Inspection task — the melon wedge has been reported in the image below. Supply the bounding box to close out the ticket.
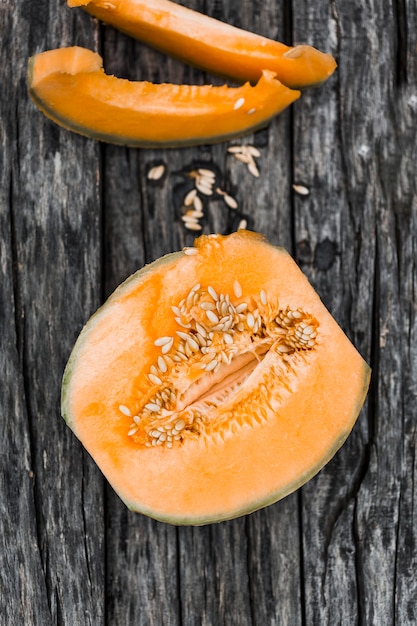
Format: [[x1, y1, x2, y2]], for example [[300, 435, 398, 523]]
[[68, 0, 337, 89], [61, 231, 370, 525], [27, 46, 300, 147]]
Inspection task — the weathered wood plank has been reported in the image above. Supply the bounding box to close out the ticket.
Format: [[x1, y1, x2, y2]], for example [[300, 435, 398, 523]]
[[1, 0, 416, 624], [293, 0, 417, 624], [1, 149, 52, 626], [1, 1, 106, 624], [291, 1, 369, 623], [177, 519, 253, 625]]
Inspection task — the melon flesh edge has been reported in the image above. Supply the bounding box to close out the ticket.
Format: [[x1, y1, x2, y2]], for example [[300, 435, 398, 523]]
[[68, 0, 337, 88], [28, 47, 300, 148], [61, 232, 370, 525]]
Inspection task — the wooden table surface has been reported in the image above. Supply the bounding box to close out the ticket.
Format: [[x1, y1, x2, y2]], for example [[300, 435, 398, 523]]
[[2, 1, 416, 624]]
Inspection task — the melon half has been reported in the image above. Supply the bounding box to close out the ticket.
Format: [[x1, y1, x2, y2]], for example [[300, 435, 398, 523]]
[[61, 231, 370, 525]]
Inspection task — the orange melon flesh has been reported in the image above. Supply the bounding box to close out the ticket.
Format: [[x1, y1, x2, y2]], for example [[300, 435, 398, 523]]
[[27, 47, 300, 148], [61, 231, 370, 525], [68, 0, 337, 89]]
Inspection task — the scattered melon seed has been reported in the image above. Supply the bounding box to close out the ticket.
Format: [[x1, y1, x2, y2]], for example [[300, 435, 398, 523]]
[[196, 182, 213, 196], [182, 213, 199, 224], [248, 161, 260, 178], [185, 222, 202, 231], [232, 152, 252, 165], [187, 168, 216, 197], [227, 145, 246, 154], [216, 187, 238, 209], [224, 194, 238, 209], [248, 146, 261, 158], [198, 168, 216, 179], [147, 163, 165, 181], [188, 209, 204, 219], [193, 195, 204, 212], [184, 189, 198, 206], [228, 145, 261, 178], [292, 184, 310, 196]]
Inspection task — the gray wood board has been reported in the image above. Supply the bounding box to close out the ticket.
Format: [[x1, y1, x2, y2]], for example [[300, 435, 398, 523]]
[[1, 0, 416, 624]]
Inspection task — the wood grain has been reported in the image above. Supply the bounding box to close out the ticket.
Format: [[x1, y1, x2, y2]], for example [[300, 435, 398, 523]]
[[1, 0, 416, 624]]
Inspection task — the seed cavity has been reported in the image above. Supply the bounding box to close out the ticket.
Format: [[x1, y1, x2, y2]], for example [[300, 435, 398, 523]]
[[123, 283, 319, 448]]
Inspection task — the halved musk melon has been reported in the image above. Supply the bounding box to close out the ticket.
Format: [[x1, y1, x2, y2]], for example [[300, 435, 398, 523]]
[[68, 0, 337, 89], [28, 47, 299, 147], [61, 231, 370, 525]]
